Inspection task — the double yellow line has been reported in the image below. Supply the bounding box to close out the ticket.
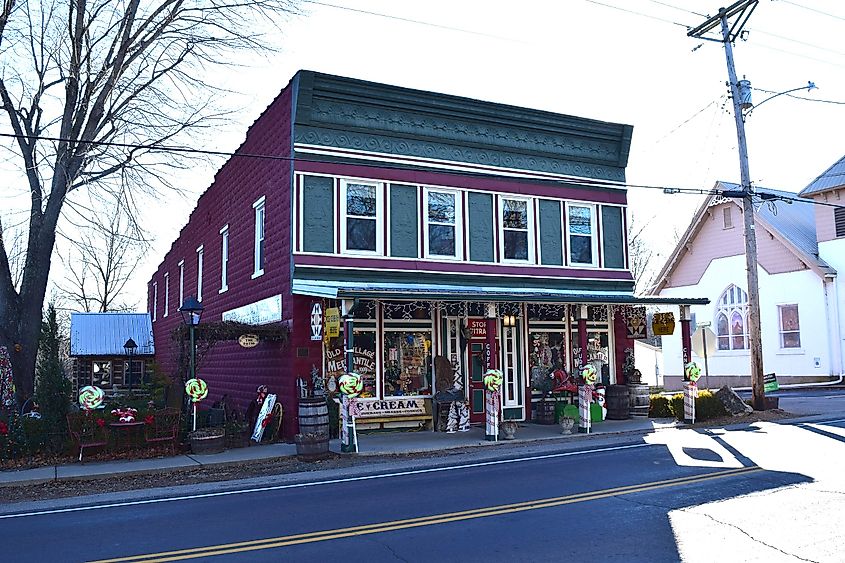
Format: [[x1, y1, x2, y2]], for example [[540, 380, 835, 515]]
[[92, 466, 760, 562]]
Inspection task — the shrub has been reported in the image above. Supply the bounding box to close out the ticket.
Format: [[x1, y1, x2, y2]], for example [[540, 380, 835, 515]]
[[649, 394, 673, 418], [35, 304, 72, 454], [666, 390, 728, 421]]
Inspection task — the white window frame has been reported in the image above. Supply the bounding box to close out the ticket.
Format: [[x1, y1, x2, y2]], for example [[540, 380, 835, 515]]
[[220, 224, 229, 293], [423, 187, 463, 260], [340, 179, 384, 256], [715, 284, 748, 351], [252, 196, 266, 278], [196, 245, 204, 302], [565, 202, 599, 267], [498, 196, 535, 264], [777, 304, 801, 349], [163, 272, 170, 317], [151, 282, 157, 322], [178, 260, 185, 309]]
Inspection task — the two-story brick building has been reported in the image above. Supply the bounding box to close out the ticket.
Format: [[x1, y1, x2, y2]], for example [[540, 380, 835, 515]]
[[149, 70, 705, 437]]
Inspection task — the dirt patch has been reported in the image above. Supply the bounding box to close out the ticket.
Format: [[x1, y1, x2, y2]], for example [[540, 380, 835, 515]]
[[685, 408, 796, 428]]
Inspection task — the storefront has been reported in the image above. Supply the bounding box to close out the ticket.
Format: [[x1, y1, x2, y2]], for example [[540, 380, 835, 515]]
[[311, 291, 706, 429]]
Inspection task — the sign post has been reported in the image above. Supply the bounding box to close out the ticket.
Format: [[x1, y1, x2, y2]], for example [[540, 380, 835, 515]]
[[692, 323, 717, 390]]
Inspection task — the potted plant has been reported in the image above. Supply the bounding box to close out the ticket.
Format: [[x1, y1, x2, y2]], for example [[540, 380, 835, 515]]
[[500, 419, 518, 440], [559, 416, 575, 435]]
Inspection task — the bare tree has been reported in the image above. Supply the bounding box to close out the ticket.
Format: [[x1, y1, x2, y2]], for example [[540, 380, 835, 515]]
[[59, 197, 145, 312], [628, 213, 656, 295], [0, 0, 298, 402]]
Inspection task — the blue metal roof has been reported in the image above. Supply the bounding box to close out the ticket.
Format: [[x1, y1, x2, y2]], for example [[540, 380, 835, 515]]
[[798, 154, 845, 198], [70, 313, 155, 357]]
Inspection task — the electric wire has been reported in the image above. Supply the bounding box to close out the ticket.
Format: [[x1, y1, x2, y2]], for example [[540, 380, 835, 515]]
[[754, 87, 845, 106], [776, 0, 845, 22], [581, 0, 692, 27], [1, 131, 842, 209]]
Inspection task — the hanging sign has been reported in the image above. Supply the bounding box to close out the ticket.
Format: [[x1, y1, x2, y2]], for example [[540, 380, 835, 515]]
[[652, 312, 676, 336], [238, 334, 259, 348], [325, 307, 340, 338], [626, 308, 648, 339], [468, 319, 487, 338], [310, 302, 323, 341]]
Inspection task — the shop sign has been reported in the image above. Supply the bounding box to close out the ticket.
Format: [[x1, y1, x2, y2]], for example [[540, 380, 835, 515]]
[[468, 319, 487, 338], [484, 342, 492, 370], [353, 346, 376, 374], [310, 302, 323, 341], [222, 294, 282, 325], [325, 307, 340, 338], [652, 312, 676, 336], [325, 347, 346, 378], [237, 334, 259, 348], [353, 398, 427, 418], [626, 310, 647, 340]]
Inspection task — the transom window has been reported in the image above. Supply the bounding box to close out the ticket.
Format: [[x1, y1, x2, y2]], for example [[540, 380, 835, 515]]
[[500, 197, 533, 262], [567, 203, 597, 266], [342, 181, 383, 254], [716, 284, 748, 350], [425, 189, 462, 259], [778, 304, 801, 348]]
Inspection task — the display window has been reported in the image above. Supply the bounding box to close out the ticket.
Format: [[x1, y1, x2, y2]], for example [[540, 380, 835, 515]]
[[383, 328, 433, 397], [352, 329, 378, 398]]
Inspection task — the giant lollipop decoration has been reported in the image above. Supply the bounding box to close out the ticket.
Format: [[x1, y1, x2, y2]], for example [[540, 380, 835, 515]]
[[483, 369, 503, 393], [185, 377, 208, 431], [78, 386, 104, 411], [684, 362, 701, 383], [338, 372, 363, 398], [581, 365, 598, 386]]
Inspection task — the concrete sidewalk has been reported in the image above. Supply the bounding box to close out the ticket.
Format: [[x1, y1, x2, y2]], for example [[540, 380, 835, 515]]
[[0, 416, 672, 487], [3, 386, 843, 488]]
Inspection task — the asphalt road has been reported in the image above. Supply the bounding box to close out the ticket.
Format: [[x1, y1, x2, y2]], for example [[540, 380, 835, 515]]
[[8, 417, 845, 562]]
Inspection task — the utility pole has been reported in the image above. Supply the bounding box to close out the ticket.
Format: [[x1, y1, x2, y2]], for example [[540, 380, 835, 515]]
[[688, 0, 766, 410]]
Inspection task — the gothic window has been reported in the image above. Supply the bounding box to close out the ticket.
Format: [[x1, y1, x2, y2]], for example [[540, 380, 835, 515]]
[[715, 284, 748, 350]]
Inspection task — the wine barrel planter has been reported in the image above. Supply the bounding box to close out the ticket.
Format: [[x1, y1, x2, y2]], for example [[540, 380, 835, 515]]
[[295, 432, 330, 459], [188, 427, 225, 455], [535, 400, 556, 424], [298, 397, 330, 436], [606, 384, 630, 420], [628, 384, 650, 418]]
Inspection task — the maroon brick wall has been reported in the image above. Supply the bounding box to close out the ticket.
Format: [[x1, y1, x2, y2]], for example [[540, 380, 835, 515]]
[[149, 80, 298, 435]]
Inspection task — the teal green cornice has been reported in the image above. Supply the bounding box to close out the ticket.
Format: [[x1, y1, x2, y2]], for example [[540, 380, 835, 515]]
[[293, 71, 633, 182]]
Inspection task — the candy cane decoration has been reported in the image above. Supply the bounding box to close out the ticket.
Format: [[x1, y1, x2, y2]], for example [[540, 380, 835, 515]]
[[78, 386, 104, 411], [185, 378, 208, 431]]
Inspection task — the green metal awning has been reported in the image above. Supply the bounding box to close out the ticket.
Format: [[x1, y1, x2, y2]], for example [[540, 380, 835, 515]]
[[292, 279, 709, 306]]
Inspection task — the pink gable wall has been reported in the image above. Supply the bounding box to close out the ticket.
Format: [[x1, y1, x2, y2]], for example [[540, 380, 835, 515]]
[[813, 188, 844, 243], [664, 202, 809, 288], [148, 82, 295, 423]]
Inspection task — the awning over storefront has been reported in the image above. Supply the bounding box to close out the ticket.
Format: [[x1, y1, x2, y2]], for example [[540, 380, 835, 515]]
[[292, 279, 708, 306]]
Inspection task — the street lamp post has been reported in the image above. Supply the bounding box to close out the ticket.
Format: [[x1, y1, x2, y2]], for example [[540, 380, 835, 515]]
[[179, 297, 204, 390], [123, 337, 137, 391]]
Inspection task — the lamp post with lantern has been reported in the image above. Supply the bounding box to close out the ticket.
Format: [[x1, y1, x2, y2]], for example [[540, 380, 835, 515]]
[[179, 297, 204, 386], [123, 337, 137, 391]]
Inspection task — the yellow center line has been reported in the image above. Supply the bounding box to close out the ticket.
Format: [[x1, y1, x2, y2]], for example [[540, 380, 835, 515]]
[[91, 466, 761, 563]]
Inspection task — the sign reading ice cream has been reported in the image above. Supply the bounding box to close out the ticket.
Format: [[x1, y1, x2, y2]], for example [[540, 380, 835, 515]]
[[353, 398, 427, 418]]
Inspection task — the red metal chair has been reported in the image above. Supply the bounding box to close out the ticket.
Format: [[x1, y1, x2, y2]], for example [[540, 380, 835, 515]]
[[66, 413, 109, 462], [143, 408, 181, 455]]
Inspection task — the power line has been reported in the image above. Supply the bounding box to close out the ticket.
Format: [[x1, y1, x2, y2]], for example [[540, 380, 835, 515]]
[[1, 130, 842, 209], [644, 0, 707, 18], [754, 87, 845, 106], [580, 0, 692, 27], [776, 0, 845, 22]]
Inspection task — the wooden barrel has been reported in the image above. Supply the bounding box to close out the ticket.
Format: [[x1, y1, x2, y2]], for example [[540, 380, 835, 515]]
[[535, 400, 556, 424], [606, 384, 630, 420], [628, 384, 650, 418], [298, 397, 329, 436], [295, 432, 329, 459]]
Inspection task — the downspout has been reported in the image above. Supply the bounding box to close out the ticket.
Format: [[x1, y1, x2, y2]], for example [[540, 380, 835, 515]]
[[826, 275, 845, 380]]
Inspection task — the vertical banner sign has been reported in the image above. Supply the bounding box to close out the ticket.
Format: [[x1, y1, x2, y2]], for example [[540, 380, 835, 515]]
[[684, 382, 697, 424], [578, 385, 592, 434], [485, 390, 500, 441], [310, 302, 323, 341]]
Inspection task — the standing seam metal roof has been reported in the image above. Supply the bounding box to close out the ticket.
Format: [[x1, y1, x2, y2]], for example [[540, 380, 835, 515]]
[[70, 313, 155, 357], [798, 154, 845, 197]]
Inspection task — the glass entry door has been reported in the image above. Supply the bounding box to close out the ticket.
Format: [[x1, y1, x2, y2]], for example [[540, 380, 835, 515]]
[[469, 342, 486, 423]]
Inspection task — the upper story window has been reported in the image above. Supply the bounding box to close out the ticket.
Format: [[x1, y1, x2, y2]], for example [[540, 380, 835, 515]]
[[342, 180, 383, 254], [253, 197, 265, 278], [196, 245, 204, 302], [716, 284, 748, 351], [151, 282, 157, 322], [220, 224, 229, 293], [425, 188, 462, 259], [163, 272, 170, 317], [500, 197, 533, 262], [567, 203, 597, 266], [178, 260, 185, 308], [778, 304, 801, 348], [835, 206, 845, 238]]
